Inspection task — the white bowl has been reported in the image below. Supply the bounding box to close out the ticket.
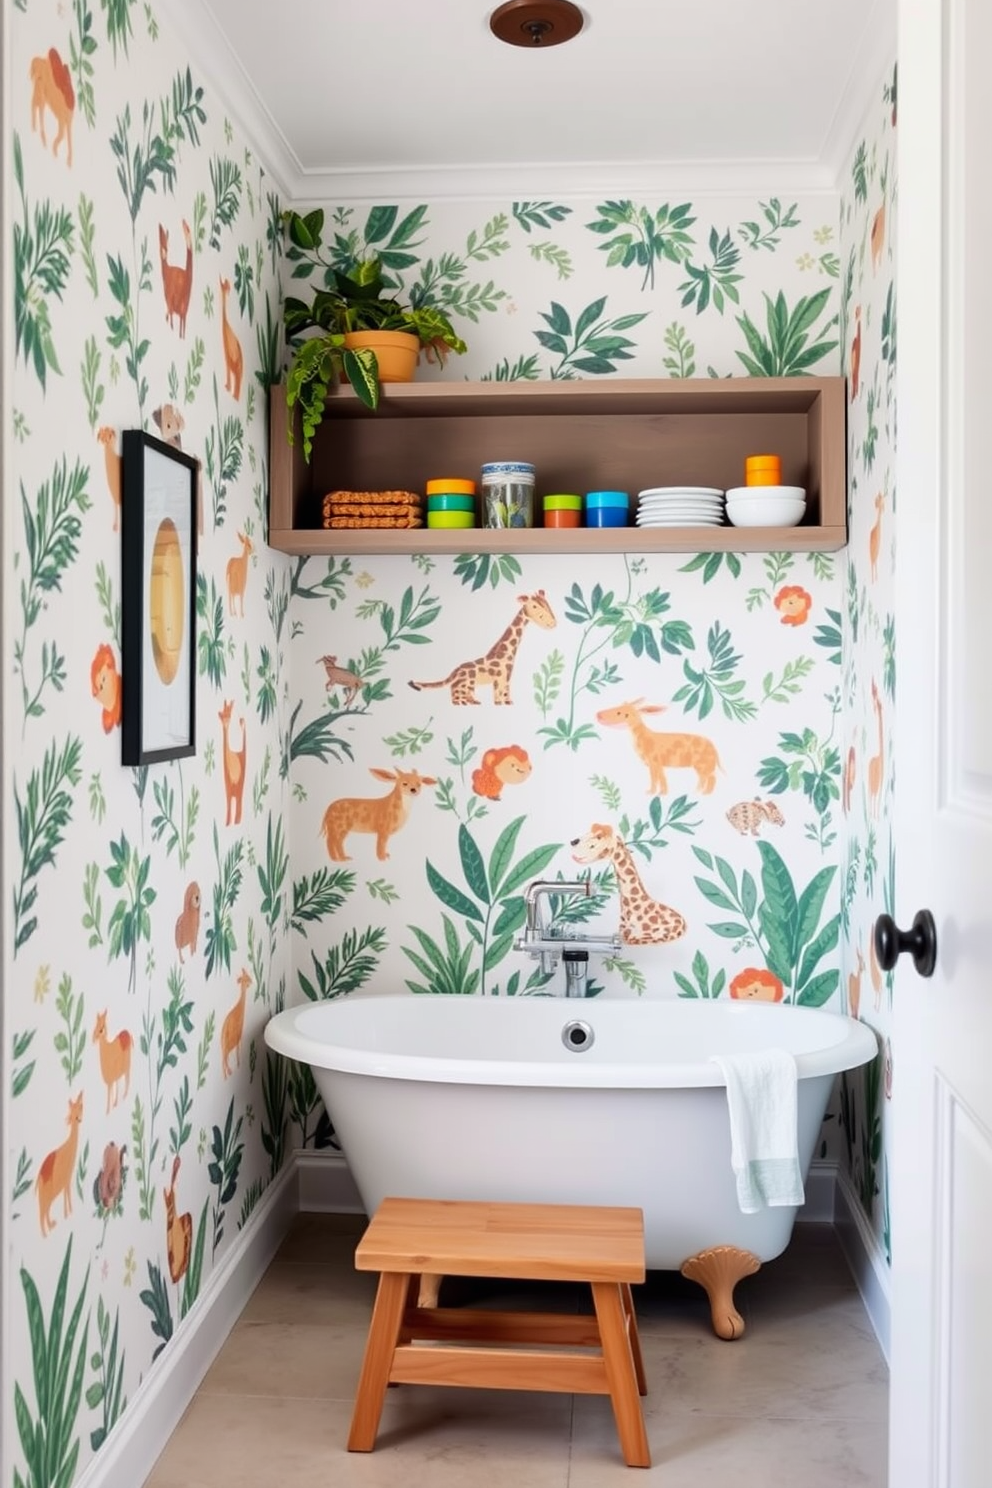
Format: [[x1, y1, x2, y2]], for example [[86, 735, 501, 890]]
[[726, 497, 805, 527], [724, 485, 806, 502]]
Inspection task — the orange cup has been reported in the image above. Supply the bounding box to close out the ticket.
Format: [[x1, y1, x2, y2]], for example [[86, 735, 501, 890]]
[[543, 508, 581, 528], [745, 454, 781, 486]]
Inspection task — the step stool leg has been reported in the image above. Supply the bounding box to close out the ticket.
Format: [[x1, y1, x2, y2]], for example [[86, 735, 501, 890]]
[[417, 1272, 442, 1309], [620, 1283, 647, 1397], [591, 1282, 651, 1469], [347, 1270, 410, 1452]]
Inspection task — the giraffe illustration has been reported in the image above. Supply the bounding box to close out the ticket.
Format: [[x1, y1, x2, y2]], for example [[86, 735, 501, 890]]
[[867, 681, 884, 817], [408, 590, 556, 704], [571, 823, 686, 946], [596, 699, 723, 795]]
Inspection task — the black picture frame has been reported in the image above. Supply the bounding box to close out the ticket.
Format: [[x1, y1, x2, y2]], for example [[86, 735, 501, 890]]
[[121, 430, 197, 766]]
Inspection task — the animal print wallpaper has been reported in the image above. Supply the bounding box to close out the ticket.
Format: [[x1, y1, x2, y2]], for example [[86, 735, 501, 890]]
[[283, 73, 897, 1269], [2, 0, 895, 1476], [3, 6, 291, 1485], [282, 207, 848, 1030], [835, 67, 898, 1265]]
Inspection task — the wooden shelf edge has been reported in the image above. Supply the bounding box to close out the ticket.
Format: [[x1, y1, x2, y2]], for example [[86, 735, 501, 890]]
[[266, 525, 848, 557]]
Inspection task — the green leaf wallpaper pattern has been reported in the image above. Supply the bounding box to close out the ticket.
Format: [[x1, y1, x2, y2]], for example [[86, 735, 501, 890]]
[[7, 6, 291, 1486]]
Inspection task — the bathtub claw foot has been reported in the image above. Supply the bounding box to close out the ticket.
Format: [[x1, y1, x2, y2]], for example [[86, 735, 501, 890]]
[[680, 1245, 761, 1340]]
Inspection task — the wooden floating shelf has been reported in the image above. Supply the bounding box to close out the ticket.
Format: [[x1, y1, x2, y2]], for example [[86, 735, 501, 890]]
[[266, 525, 846, 556], [268, 375, 847, 556]]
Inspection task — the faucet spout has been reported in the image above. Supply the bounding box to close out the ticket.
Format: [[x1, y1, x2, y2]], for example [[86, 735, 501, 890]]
[[524, 878, 591, 936], [516, 878, 618, 986]]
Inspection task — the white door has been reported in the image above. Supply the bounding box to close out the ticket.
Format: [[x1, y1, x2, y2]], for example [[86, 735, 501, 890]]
[[889, 0, 992, 1482]]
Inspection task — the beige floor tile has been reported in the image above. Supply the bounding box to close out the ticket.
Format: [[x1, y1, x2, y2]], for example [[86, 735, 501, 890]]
[[274, 1210, 367, 1264], [634, 1330, 888, 1422], [765, 1222, 858, 1284], [740, 1279, 880, 1349], [145, 1216, 889, 1488], [241, 1259, 378, 1325], [568, 1408, 888, 1487], [199, 1318, 368, 1401], [146, 1391, 571, 1488]]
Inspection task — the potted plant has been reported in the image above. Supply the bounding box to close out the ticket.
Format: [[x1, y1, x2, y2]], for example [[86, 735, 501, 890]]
[[282, 209, 467, 461]]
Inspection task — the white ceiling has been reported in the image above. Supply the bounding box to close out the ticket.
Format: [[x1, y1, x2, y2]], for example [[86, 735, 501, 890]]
[[179, 0, 894, 200]]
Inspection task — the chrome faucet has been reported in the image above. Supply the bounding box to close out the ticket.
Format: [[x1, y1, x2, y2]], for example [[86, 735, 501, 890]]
[[515, 878, 622, 985]]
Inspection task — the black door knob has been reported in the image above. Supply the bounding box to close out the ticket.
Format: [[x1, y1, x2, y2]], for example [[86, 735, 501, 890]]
[[873, 910, 938, 978]]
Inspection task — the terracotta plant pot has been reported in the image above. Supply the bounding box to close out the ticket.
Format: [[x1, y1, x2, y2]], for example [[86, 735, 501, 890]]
[[343, 330, 419, 384]]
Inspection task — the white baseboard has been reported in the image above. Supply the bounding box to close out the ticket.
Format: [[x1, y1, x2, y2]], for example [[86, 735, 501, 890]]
[[73, 1161, 298, 1488], [800, 1158, 839, 1222], [295, 1148, 365, 1212], [833, 1165, 892, 1363]]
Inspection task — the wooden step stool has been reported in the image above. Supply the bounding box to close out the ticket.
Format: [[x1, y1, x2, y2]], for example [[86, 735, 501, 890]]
[[347, 1196, 650, 1468]]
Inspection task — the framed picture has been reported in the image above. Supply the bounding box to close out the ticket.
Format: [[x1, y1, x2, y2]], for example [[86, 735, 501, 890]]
[[121, 430, 197, 765]]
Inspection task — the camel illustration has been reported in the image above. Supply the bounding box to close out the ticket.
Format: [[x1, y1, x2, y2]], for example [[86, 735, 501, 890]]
[[30, 47, 74, 167]]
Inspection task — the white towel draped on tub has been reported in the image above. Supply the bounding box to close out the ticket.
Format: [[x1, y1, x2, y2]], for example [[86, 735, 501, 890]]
[[710, 1049, 805, 1214]]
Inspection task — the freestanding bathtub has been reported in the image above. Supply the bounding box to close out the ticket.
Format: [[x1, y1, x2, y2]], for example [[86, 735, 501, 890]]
[[265, 994, 876, 1334]]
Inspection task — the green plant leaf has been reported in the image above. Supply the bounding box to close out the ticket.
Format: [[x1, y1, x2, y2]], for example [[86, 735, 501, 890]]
[[488, 817, 524, 894], [458, 824, 489, 905], [425, 860, 484, 921], [797, 971, 839, 1007]]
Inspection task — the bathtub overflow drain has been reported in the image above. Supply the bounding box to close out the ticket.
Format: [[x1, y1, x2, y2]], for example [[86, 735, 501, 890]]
[[562, 1019, 594, 1052]]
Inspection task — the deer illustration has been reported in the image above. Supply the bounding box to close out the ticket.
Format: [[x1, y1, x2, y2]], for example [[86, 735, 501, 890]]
[[221, 968, 251, 1078], [97, 426, 122, 531], [317, 655, 363, 707], [159, 220, 193, 337], [850, 305, 863, 400], [36, 1093, 83, 1237], [868, 491, 884, 581], [219, 277, 243, 400], [597, 699, 723, 796], [870, 200, 886, 272], [321, 768, 437, 862], [175, 881, 201, 962], [30, 47, 74, 167], [225, 531, 253, 617], [164, 1156, 193, 1284], [219, 700, 246, 826], [848, 947, 865, 1020], [571, 823, 686, 946], [92, 1011, 132, 1113], [868, 681, 884, 817], [409, 591, 556, 704]]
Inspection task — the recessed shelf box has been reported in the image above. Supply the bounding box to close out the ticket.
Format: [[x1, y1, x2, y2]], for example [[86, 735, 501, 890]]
[[268, 375, 847, 555]]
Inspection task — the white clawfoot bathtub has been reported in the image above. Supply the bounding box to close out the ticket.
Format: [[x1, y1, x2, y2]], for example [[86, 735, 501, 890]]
[[265, 994, 876, 1274]]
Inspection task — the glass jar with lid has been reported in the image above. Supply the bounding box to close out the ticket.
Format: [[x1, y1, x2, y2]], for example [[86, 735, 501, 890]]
[[481, 461, 535, 528]]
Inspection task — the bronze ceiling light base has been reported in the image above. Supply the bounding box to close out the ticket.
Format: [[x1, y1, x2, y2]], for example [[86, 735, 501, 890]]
[[489, 0, 585, 48]]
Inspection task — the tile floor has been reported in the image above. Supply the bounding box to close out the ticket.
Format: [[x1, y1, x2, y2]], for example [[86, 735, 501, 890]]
[[145, 1212, 888, 1487]]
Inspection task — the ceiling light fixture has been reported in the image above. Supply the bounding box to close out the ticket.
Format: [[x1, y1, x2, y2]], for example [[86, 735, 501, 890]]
[[489, 0, 584, 48]]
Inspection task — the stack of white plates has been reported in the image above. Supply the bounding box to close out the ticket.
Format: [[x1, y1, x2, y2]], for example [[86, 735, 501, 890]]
[[636, 486, 725, 527]]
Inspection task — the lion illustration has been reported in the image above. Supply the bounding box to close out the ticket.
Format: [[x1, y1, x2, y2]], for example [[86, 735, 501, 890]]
[[90, 645, 122, 732]]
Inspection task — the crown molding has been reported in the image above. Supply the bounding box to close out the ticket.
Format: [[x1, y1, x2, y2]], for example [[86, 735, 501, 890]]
[[290, 156, 839, 207], [164, 1, 867, 207], [819, 0, 897, 180], [165, 0, 300, 199]]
